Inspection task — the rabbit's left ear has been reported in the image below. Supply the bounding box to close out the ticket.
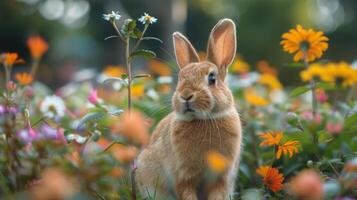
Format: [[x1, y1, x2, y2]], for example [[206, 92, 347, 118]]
[[206, 19, 236, 79]]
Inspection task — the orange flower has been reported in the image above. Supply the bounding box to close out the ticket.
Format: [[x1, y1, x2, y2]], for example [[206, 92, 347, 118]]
[[131, 84, 145, 99], [256, 165, 271, 177], [103, 65, 126, 77], [288, 170, 324, 200], [27, 36, 49, 58], [259, 131, 283, 146], [206, 151, 230, 173], [230, 55, 250, 73], [257, 61, 278, 76], [263, 167, 284, 192], [1, 52, 24, 66], [148, 60, 172, 76], [244, 89, 269, 107], [111, 110, 150, 146], [15, 72, 33, 85], [276, 140, 300, 159], [110, 144, 138, 163], [281, 25, 328, 62]]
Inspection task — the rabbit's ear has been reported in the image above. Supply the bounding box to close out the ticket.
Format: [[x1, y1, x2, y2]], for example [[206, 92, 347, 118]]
[[173, 32, 200, 69], [206, 19, 236, 79]]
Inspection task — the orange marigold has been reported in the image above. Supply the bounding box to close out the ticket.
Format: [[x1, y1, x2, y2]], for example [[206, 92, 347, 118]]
[[15, 72, 33, 85], [281, 25, 328, 62], [264, 168, 284, 192], [27, 36, 49, 58]]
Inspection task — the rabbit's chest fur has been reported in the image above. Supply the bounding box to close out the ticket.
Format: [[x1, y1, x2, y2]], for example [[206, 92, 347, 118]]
[[169, 112, 242, 179]]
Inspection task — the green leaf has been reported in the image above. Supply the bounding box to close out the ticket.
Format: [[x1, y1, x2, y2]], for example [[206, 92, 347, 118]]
[[315, 82, 335, 90], [344, 113, 357, 128], [104, 35, 120, 40], [129, 50, 156, 60], [121, 19, 137, 36], [77, 112, 106, 130], [134, 74, 151, 79], [290, 86, 310, 97], [142, 37, 163, 43], [284, 63, 305, 68], [121, 73, 128, 79], [132, 28, 142, 38]]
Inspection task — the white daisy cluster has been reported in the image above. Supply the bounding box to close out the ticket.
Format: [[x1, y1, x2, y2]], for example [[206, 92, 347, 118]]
[[40, 95, 66, 119], [103, 11, 121, 22], [138, 13, 157, 24]]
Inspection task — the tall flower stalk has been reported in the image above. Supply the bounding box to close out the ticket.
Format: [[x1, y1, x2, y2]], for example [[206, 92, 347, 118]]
[[103, 11, 159, 113]]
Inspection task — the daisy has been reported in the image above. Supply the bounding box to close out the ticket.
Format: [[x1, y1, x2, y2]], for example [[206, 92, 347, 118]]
[[40, 95, 66, 119], [138, 13, 157, 24], [281, 25, 328, 62], [103, 11, 121, 22]]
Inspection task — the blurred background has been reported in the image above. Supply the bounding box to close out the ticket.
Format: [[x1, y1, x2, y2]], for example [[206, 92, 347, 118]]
[[1, 0, 357, 87]]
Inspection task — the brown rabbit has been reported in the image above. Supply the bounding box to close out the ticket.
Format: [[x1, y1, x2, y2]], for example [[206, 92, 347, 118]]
[[136, 19, 242, 200]]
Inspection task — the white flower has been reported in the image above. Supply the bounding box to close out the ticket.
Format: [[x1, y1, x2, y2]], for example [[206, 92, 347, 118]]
[[67, 134, 87, 144], [103, 11, 121, 22], [138, 13, 157, 24], [146, 88, 159, 100], [40, 95, 66, 119]]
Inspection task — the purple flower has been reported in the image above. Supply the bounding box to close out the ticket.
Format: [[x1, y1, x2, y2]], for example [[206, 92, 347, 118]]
[[17, 128, 38, 143]]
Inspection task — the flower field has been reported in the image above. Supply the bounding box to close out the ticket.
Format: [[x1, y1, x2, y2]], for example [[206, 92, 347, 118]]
[[1, 9, 357, 200]]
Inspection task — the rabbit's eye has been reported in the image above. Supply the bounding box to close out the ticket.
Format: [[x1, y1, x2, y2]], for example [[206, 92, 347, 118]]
[[208, 72, 216, 85]]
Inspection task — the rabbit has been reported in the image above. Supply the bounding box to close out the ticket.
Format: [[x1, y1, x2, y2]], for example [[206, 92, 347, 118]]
[[136, 18, 242, 200]]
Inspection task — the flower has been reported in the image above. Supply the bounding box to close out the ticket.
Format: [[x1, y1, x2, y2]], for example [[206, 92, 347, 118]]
[[103, 11, 121, 22], [325, 122, 343, 134], [206, 151, 230, 173], [17, 128, 38, 143], [257, 166, 284, 192], [15, 72, 33, 85], [276, 140, 300, 159], [315, 89, 328, 103], [323, 62, 357, 87], [281, 25, 328, 62], [259, 131, 283, 146], [131, 84, 145, 99], [1, 52, 24, 66], [288, 170, 324, 200], [111, 110, 149, 146], [257, 61, 278, 76], [27, 36, 49, 58], [138, 13, 157, 24], [103, 65, 126, 77], [6, 81, 17, 92], [40, 95, 66, 119], [244, 89, 269, 106], [300, 63, 324, 82], [258, 73, 282, 90], [230, 56, 250, 74], [110, 144, 138, 163], [87, 89, 99, 105], [259, 131, 301, 159], [148, 60, 172, 76]]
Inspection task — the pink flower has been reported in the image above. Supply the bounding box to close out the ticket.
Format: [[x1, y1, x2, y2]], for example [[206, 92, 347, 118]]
[[314, 113, 322, 124], [87, 89, 99, 105], [301, 111, 314, 121], [288, 170, 324, 200], [6, 81, 17, 92], [326, 122, 343, 134], [316, 89, 328, 103]]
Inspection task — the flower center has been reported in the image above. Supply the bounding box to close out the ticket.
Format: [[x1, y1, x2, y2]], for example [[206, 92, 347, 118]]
[[48, 105, 57, 114], [300, 40, 310, 52]]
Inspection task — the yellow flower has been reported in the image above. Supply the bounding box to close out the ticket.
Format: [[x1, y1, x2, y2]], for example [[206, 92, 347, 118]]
[[244, 89, 269, 107], [300, 63, 325, 82], [15, 72, 33, 85], [323, 62, 357, 87], [103, 65, 126, 77], [131, 84, 144, 99], [206, 151, 229, 173], [256, 165, 271, 177], [258, 74, 282, 90], [277, 141, 300, 159], [281, 25, 328, 62], [259, 131, 283, 146], [230, 55, 250, 73]]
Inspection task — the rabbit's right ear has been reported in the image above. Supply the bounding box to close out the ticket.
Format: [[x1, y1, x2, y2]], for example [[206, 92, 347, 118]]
[[173, 32, 200, 69]]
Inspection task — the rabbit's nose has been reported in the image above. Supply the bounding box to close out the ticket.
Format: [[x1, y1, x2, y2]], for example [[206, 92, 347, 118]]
[[180, 94, 194, 101]]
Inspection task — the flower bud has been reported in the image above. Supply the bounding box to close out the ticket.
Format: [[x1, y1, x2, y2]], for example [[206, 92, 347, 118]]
[[286, 112, 299, 126]]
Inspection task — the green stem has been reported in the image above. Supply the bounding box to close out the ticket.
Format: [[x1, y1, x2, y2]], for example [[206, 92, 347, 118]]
[[112, 22, 127, 44], [126, 37, 132, 113], [133, 24, 148, 51], [30, 58, 40, 77], [304, 58, 318, 116], [4, 65, 11, 86]]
